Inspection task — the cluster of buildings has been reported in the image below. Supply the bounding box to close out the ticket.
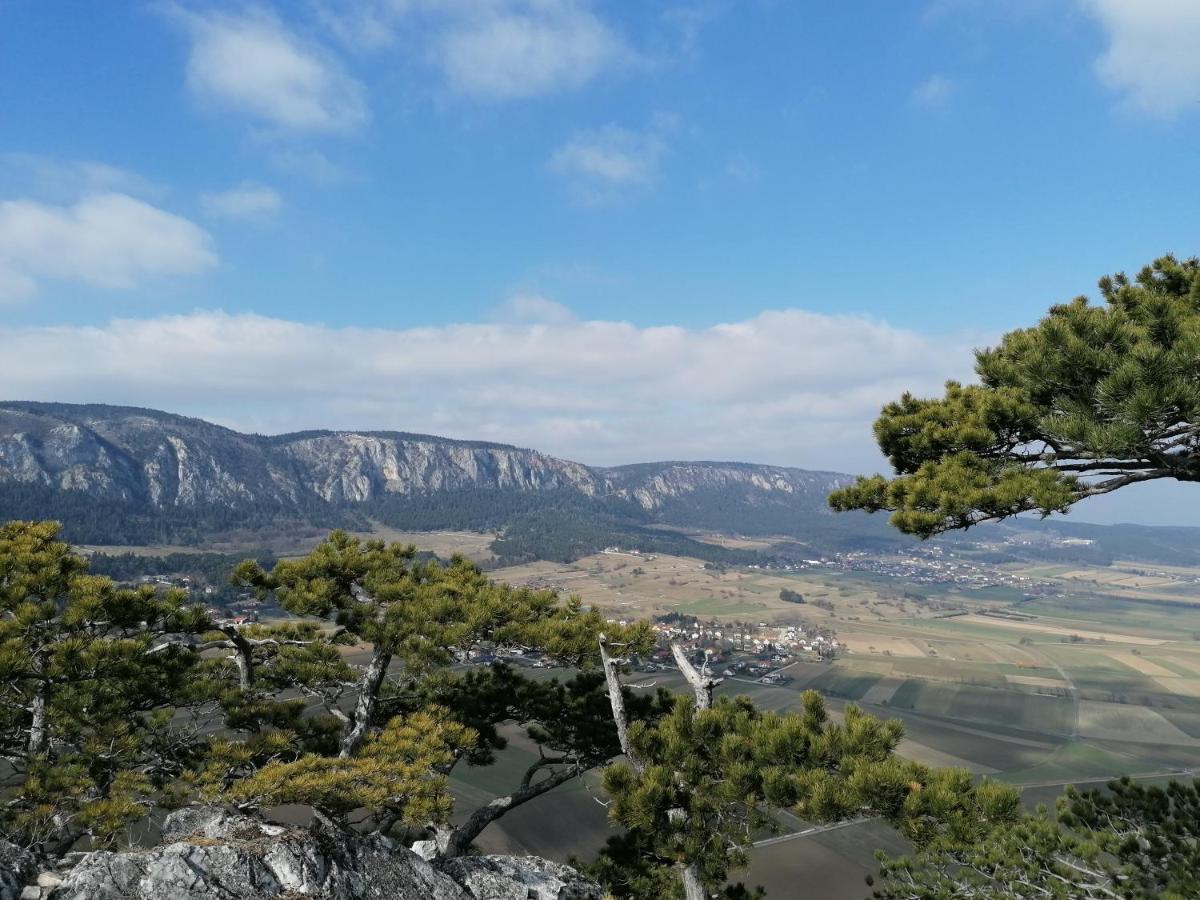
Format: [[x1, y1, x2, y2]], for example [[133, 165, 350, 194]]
[[834, 545, 1056, 594], [629, 616, 841, 685], [138, 573, 217, 595]]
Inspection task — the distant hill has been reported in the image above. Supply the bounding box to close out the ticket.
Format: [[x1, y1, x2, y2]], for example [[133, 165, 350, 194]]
[[2, 401, 1199, 566], [0, 401, 885, 554]]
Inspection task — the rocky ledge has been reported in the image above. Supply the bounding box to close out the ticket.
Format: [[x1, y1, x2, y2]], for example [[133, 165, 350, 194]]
[[2, 808, 600, 900]]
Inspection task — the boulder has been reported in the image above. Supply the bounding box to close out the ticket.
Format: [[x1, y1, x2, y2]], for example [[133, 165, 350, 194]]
[[46, 808, 601, 900], [443, 855, 604, 900], [0, 841, 35, 900]]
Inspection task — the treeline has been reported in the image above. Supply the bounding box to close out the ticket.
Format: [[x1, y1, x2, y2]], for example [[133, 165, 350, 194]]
[[489, 508, 764, 566], [86, 550, 278, 603], [0, 484, 359, 545]]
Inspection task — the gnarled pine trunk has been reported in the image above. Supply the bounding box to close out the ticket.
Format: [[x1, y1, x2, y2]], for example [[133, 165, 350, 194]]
[[339, 644, 391, 758]]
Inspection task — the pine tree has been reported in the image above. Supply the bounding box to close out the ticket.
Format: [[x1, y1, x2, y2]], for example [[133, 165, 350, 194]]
[[830, 255, 1200, 898], [592, 634, 1017, 899], [0, 521, 209, 857], [229, 530, 655, 857], [830, 254, 1200, 535], [871, 776, 1200, 899]]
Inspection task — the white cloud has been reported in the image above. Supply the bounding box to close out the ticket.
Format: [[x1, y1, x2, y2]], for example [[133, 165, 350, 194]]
[[169, 7, 367, 133], [549, 118, 672, 203], [1082, 0, 1200, 116], [0, 193, 216, 302], [910, 74, 956, 107], [0, 308, 980, 472], [201, 182, 283, 220], [438, 0, 628, 100], [321, 0, 630, 101]]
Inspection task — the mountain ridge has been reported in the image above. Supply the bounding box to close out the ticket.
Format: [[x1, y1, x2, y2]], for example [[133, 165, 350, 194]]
[[7, 402, 1199, 568], [0, 401, 854, 546]]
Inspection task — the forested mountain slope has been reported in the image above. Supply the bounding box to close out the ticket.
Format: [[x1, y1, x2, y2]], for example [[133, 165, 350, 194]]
[[0, 402, 863, 548]]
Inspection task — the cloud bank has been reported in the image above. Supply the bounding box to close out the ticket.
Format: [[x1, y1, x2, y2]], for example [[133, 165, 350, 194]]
[[0, 308, 981, 473], [0, 193, 216, 302]]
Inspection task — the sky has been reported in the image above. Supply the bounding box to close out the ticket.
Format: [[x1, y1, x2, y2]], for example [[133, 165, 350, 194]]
[[1, 0, 1199, 525]]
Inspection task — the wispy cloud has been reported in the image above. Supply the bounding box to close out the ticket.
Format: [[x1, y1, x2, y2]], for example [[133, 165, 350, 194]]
[[1081, 0, 1200, 117], [0, 154, 165, 203], [266, 147, 356, 186], [320, 0, 632, 101], [910, 74, 956, 107], [167, 6, 368, 133], [201, 181, 283, 221], [548, 116, 675, 204], [0, 193, 216, 302], [491, 294, 577, 324], [0, 307, 980, 472]]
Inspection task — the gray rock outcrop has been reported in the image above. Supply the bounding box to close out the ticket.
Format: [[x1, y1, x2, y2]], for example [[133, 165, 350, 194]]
[[0, 840, 35, 900], [38, 808, 600, 900], [443, 855, 602, 900]]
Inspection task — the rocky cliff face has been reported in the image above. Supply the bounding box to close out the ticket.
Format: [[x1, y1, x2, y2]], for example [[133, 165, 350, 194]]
[[602, 460, 848, 511], [0, 402, 846, 520], [7, 808, 600, 900]]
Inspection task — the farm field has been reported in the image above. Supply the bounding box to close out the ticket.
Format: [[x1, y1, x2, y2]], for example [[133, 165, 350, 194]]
[[355, 524, 498, 560], [1011, 560, 1200, 606], [449, 555, 1199, 894], [489, 544, 1200, 793], [80, 524, 499, 562], [492, 550, 982, 626], [454, 667, 1195, 898]]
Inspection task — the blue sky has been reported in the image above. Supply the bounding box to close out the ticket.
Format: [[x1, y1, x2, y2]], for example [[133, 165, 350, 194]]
[[2, 1, 1199, 524]]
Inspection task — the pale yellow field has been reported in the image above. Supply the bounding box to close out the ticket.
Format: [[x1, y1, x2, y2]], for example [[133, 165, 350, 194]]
[[1006, 674, 1069, 689], [955, 614, 1166, 646], [492, 552, 900, 624], [861, 676, 905, 705], [1013, 561, 1200, 605], [1112, 561, 1199, 575], [359, 525, 498, 559], [1103, 651, 1177, 678], [1058, 569, 1177, 589], [1155, 677, 1200, 697], [838, 633, 925, 657], [1077, 701, 1199, 746], [1160, 653, 1200, 676], [691, 533, 783, 551]]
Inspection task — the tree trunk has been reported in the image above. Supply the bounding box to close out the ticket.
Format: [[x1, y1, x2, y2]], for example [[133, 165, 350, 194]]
[[671, 642, 716, 711], [599, 634, 642, 772], [434, 763, 582, 858], [28, 677, 51, 756], [680, 864, 708, 900], [339, 644, 391, 758], [224, 627, 255, 691]]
